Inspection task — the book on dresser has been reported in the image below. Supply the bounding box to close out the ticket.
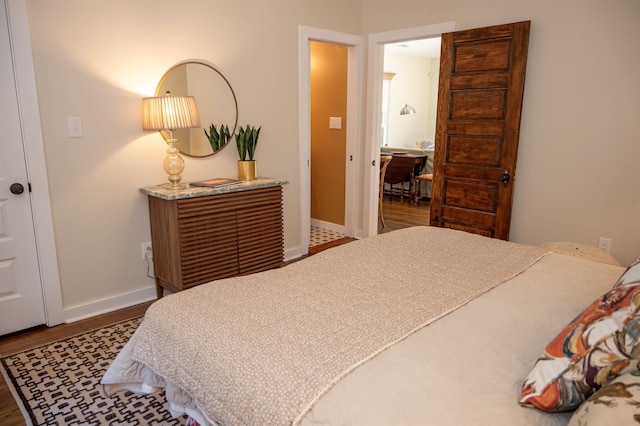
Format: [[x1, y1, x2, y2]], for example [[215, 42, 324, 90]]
[[190, 178, 241, 188]]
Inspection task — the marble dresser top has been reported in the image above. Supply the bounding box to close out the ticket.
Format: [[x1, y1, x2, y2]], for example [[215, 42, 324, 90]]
[[140, 177, 288, 200]]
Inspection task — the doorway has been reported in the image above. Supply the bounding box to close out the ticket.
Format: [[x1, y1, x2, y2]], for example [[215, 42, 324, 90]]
[[363, 22, 456, 237], [298, 26, 363, 257], [309, 41, 348, 243]]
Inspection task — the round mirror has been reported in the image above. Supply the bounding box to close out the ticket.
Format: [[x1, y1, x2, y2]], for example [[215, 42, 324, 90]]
[[156, 61, 238, 157]]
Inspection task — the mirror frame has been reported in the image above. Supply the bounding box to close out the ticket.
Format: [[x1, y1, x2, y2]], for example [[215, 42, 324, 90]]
[[155, 60, 238, 158]]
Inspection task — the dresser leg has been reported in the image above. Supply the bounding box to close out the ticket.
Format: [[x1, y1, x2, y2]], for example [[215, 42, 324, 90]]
[[155, 279, 164, 299]]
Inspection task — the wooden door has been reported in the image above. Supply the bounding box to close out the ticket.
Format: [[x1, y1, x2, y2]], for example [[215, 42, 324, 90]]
[[430, 21, 530, 239], [0, 3, 46, 335]]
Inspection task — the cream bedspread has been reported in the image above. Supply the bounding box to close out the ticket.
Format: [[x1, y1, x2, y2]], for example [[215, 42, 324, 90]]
[[301, 253, 623, 425], [103, 227, 548, 425]]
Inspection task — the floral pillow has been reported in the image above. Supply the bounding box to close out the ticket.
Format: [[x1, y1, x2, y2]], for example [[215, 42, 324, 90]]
[[613, 255, 640, 288], [568, 370, 640, 426], [519, 281, 640, 412]]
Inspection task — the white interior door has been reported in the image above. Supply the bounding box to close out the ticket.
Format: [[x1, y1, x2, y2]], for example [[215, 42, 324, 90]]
[[0, 2, 46, 335]]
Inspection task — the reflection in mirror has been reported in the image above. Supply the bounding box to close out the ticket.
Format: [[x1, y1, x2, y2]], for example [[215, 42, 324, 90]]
[[156, 61, 238, 157]]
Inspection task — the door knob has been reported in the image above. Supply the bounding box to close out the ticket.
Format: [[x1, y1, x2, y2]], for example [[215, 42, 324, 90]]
[[499, 171, 511, 184], [10, 183, 24, 194]]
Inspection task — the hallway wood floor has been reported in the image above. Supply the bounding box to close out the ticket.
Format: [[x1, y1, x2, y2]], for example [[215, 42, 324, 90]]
[[378, 195, 430, 234], [309, 196, 431, 254]]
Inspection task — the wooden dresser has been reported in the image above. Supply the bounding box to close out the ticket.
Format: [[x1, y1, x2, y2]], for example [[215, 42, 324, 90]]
[[140, 178, 286, 297]]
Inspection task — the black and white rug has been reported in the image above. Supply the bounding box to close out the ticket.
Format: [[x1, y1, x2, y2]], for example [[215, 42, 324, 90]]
[[0, 317, 185, 425], [309, 226, 346, 247]]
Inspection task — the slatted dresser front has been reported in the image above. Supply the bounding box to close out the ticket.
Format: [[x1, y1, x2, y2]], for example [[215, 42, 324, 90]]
[[141, 179, 286, 297]]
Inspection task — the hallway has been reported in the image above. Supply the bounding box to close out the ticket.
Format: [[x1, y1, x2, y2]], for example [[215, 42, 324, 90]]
[[309, 196, 430, 253]]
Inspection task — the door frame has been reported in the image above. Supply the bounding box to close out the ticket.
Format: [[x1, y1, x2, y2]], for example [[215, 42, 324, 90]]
[[298, 26, 363, 256], [6, 0, 63, 326], [362, 22, 456, 237]]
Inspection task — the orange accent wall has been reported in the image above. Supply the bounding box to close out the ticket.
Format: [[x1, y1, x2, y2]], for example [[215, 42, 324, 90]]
[[310, 41, 347, 225]]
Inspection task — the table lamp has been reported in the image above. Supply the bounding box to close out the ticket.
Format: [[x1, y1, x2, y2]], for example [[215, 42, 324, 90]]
[[142, 92, 201, 189]]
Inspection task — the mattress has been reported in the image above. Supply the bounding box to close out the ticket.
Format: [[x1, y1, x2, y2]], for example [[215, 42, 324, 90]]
[[102, 227, 624, 425]]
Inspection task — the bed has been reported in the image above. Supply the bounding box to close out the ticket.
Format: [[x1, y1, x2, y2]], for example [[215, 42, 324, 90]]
[[101, 226, 637, 425]]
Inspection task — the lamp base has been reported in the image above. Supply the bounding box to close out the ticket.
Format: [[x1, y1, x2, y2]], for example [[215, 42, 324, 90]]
[[162, 182, 186, 190], [164, 138, 186, 190]]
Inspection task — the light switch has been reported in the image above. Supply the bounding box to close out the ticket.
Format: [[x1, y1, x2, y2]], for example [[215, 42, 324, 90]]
[[67, 117, 83, 138], [329, 116, 342, 130]]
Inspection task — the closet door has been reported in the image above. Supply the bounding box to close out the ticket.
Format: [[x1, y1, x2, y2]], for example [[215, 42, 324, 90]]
[[430, 21, 530, 240], [0, 1, 47, 335]]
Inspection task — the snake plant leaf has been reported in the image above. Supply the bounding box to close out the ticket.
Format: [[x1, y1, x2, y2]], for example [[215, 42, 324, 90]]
[[235, 124, 260, 161], [205, 123, 230, 153], [247, 126, 261, 160]]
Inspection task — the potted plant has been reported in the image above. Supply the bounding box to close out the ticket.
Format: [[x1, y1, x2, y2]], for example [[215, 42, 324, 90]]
[[235, 125, 261, 180], [204, 123, 231, 154]]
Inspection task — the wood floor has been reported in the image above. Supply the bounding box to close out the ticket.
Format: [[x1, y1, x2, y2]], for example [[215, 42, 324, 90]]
[[308, 196, 430, 253], [0, 196, 428, 425], [0, 303, 153, 425], [378, 194, 430, 234]]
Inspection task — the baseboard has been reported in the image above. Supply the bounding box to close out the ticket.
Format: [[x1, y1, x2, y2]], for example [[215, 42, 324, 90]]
[[354, 229, 367, 240], [63, 286, 157, 323], [63, 244, 320, 323], [285, 246, 305, 262], [310, 218, 346, 235]]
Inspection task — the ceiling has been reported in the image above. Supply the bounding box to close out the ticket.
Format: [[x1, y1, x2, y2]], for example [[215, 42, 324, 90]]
[[385, 37, 442, 58]]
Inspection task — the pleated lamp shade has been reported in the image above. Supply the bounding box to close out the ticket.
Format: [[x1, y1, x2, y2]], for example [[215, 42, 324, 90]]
[[142, 95, 200, 131], [142, 93, 200, 190]]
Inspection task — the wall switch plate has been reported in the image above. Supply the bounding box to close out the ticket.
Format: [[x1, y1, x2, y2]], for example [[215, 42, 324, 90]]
[[598, 237, 612, 253], [329, 116, 342, 129], [67, 117, 83, 138]]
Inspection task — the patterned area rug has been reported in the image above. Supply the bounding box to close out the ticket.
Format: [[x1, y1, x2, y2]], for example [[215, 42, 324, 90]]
[[309, 226, 345, 247], [0, 317, 185, 425]]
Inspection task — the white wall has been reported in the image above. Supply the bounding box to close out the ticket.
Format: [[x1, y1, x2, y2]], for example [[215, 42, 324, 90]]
[[384, 51, 437, 148], [24, 0, 640, 318], [362, 0, 640, 265], [25, 0, 361, 315], [426, 57, 440, 141]]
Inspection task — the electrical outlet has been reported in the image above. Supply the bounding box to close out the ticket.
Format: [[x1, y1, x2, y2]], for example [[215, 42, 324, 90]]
[[598, 237, 612, 253], [141, 242, 153, 260]]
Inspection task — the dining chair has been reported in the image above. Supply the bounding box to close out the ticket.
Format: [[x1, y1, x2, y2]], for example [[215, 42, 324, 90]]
[[379, 156, 392, 227], [383, 155, 417, 203], [415, 173, 433, 206]]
